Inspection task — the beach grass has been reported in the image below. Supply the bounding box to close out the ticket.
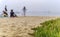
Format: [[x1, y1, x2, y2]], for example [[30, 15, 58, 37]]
[[31, 18, 60, 37]]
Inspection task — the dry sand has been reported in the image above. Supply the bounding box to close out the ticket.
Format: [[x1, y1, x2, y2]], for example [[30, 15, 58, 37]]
[[0, 16, 59, 37]]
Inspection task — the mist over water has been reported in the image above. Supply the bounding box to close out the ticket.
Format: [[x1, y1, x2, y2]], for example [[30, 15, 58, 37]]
[[0, 0, 60, 16]]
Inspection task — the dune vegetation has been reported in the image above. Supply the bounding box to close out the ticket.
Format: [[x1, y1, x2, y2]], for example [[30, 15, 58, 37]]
[[31, 18, 60, 37]]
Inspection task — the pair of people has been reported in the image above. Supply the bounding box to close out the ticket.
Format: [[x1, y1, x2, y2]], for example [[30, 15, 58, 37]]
[[3, 9, 17, 17]]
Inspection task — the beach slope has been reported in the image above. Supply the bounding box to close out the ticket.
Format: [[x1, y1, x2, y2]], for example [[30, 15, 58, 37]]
[[0, 16, 59, 37]]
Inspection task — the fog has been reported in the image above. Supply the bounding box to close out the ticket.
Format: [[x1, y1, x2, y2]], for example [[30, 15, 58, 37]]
[[0, 0, 60, 16]]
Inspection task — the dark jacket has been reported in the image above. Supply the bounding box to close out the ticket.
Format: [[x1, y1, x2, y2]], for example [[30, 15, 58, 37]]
[[10, 12, 15, 17]]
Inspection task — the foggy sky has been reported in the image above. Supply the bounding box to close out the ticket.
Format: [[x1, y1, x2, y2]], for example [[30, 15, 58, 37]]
[[0, 0, 60, 16]]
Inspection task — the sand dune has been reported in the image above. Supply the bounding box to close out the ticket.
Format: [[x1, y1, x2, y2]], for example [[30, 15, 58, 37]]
[[0, 16, 59, 37]]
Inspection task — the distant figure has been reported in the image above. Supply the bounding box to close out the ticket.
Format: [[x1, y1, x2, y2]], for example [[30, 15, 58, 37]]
[[3, 11, 8, 17], [23, 6, 26, 16], [5, 5, 7, 11], [10, 9, 17, 17], [2, 5, 8, 17]]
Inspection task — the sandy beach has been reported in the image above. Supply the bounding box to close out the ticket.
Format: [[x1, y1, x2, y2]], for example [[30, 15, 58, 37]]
[[0, 16, 59, 37]]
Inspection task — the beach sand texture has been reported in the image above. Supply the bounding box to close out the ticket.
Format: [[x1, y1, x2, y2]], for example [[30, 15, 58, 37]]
[[0, 16, 59, 37]]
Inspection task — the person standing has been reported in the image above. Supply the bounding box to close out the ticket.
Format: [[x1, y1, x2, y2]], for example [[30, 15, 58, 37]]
[[23, 6, 26, 16]]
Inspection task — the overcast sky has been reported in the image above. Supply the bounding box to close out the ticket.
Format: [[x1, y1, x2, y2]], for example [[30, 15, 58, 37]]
[[0, 0, 60, 16]]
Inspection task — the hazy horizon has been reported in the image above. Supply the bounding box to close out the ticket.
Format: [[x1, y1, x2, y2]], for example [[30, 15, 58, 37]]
[[0, 0, 60, 16]]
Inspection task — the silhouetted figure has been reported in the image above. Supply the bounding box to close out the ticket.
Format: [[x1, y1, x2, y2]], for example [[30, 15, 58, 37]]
[[10, 9, 17, 17], [3, 11, 8, 17], [23, 6, 26, 16], [5, 5, 7, 11], [2, 5, 8, 17]]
